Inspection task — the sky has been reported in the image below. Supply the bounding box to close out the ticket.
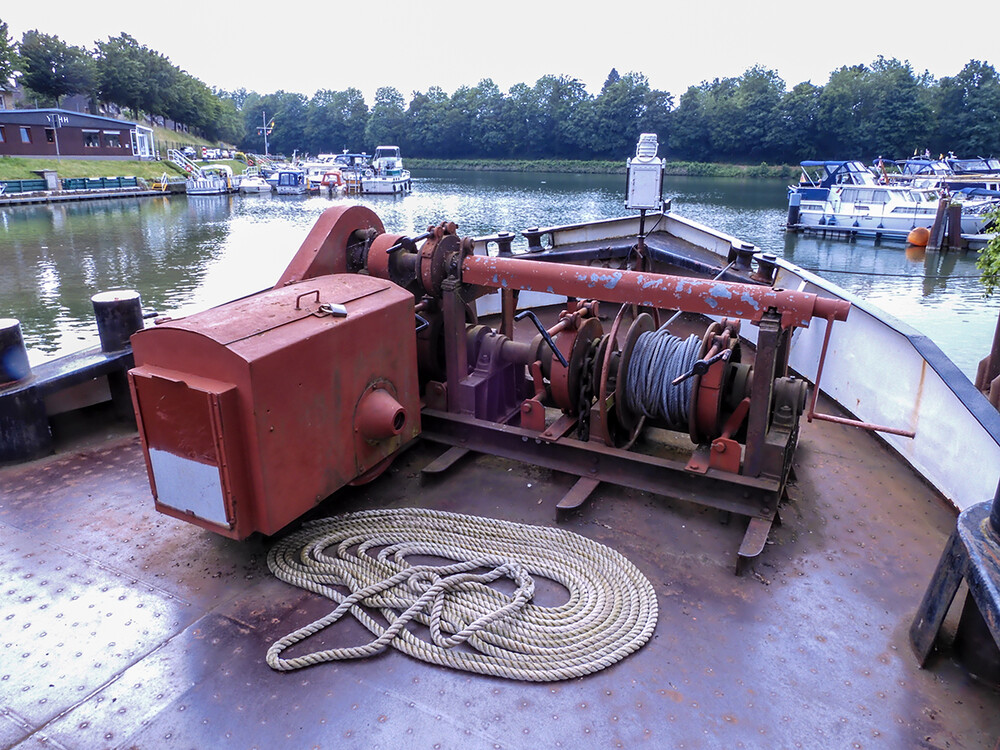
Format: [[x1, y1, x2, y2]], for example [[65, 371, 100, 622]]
[[3, 1, 1000, 104]]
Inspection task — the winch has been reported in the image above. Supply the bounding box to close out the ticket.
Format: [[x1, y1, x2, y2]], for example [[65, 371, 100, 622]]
[[129, 204, 850, 569]]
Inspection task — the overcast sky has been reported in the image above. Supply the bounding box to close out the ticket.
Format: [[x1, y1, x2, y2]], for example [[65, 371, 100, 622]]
[[4, 1, 999, 103]]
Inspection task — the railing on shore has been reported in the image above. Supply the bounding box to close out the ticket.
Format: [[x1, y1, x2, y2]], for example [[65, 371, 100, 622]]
[[0, 179, 48, 194], [61, 177, 139, 191]]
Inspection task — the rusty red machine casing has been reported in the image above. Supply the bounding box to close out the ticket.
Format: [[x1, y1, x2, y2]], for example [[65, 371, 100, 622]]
[[128, 274, 420, 539]]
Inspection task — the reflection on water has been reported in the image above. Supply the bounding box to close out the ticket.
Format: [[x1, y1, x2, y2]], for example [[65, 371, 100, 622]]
[[1, 172, 997, 380]]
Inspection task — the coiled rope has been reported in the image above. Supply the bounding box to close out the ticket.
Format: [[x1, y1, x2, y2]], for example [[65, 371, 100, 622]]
[[624, 331, 701, 429], [266, 507, 658, 681]]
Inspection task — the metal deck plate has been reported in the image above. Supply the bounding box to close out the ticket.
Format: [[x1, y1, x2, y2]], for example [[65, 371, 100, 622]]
[[1, 401, 997, 748]]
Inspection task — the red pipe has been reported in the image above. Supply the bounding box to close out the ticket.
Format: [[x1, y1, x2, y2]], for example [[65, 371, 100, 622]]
[[461, 255, 849, 329]]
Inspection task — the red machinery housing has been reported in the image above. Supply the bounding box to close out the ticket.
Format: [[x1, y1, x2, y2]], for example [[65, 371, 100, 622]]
[[129, 273, 419, 539]]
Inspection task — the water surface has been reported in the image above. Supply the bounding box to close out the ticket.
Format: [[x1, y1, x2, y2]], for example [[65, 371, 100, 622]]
[[1, 170, 996, 380]]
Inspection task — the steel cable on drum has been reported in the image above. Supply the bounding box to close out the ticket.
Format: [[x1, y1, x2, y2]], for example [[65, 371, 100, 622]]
[[623, 331, 702, 430], [265, 507, 659, 681]]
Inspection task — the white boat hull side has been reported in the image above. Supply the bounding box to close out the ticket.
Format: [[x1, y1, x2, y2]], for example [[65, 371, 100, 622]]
[[361, 170, 412, 195], [186, 177, 231, 195], [761, 262, 1000, 510], [796, 209, 986, 237]]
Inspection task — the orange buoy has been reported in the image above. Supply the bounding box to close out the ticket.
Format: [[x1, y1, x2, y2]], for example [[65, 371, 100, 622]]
[[907, 226, 930, 247]]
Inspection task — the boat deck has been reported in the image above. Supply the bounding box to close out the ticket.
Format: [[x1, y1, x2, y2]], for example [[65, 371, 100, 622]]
[[1, 396, 998, 749]]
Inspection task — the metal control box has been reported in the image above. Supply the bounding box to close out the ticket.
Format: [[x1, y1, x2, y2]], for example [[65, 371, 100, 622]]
[[129, 274, 420, 539]]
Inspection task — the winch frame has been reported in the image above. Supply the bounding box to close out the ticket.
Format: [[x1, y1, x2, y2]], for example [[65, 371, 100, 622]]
[[277, 206, 851, 570]]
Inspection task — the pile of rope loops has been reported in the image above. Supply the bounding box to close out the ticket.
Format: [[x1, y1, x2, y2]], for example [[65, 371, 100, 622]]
[[266, 508, 658, 682], [624, 331, 702, 429]]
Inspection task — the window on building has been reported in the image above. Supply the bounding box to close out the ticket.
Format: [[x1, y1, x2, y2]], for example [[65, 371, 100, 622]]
[[45, 128, 55, 143], [0, 126, 5, 143], [104, 131, 121, 148], [83, 130, 101, 148], [19, 126, 31, 143]]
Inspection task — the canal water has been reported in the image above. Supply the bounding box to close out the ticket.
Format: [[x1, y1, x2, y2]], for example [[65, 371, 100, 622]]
[[1, 170, 997, 381]]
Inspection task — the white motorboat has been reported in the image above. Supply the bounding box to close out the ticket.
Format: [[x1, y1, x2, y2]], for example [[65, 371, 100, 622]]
[[787, 160, 996, 240], [238, 168, 272, 194], [361, 145, 412, 195], [186, 165, 237, 196]]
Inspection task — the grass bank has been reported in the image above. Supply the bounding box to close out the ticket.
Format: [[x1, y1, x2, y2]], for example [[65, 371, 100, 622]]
[[406, 158, 798, 180], [0, 156, 187, 181], [0, 157, 251, 181]]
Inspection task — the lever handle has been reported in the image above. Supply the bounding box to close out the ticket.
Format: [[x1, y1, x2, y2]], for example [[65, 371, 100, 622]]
[[671, 348, 731, 386], [514, 310, 569, 368]]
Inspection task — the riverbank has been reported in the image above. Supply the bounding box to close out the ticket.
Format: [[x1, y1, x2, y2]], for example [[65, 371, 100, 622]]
[[406, 158, 799, 180], [0, 155, 798, 182]]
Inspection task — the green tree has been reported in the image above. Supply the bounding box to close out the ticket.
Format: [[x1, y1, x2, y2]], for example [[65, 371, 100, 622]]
[[590, 72, 653, 158], [365, 86, 406, 150], [771, 81, 822, 162], [18, 30, 95, 106], [669, 85, 712, 161], [94, 34, 146, 114], [815, 64, 872, 157], [407, 86, 451, 157], [815, 59, 933, 160], [934, 61, 1000, 156], [465, 79, 507, 157], [0, 19, 17, 84], [977, 208, 1000, 297], [637, 88, 674, 151], [527, 75, 592, 158], [862, 57, 933, 158], [699, 67, 785, 162], [305, 87, 369, 153]]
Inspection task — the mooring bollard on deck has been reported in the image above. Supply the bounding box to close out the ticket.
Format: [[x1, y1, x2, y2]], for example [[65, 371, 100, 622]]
[[92, 289, 145, 352], [0, 318, 32, 384], [1, 291, 147, 463], [0, 318, 53, 463], [91, 289, 145, 422]]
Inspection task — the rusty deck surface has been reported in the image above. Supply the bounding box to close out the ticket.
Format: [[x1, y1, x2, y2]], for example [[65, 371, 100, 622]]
[[1, 401, 998, 749]]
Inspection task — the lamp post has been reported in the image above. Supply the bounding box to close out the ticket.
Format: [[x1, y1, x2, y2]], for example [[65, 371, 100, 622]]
[[46, 114, 66, 163]]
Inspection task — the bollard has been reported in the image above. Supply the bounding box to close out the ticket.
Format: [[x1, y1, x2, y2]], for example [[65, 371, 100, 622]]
[[734, 243, 756, 273], [752, 253, 779, 285], [786, 192, 801, 228], [92, 290, 144, 352], [0, 319, 52, 462], [496, 231, 514, 257], [0, 318, 32, 384], [947, 204, 963, 251]]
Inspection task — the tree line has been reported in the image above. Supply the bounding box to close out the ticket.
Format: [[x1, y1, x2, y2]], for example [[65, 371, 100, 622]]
[[228, 59, 1000, 165], [0, 20, 240, 142], [2, 20, 998, 165]]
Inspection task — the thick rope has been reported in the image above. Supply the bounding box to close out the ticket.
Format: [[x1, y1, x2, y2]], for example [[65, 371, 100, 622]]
[[265, 507, 659, 681]]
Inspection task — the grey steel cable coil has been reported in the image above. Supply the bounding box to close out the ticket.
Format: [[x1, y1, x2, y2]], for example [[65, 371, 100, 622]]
[[624, 331, 701, 430]]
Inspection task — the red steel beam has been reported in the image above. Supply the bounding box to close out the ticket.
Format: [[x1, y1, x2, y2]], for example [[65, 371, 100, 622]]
[[461, 255, 849, 329]]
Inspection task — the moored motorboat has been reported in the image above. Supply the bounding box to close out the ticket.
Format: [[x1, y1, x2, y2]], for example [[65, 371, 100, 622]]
[[787, 159, 997, 242], [360, 145, 412, 194], [274, 168, 306, 195], [186, 164, 237, 195], [238, 168, 272, 194]]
